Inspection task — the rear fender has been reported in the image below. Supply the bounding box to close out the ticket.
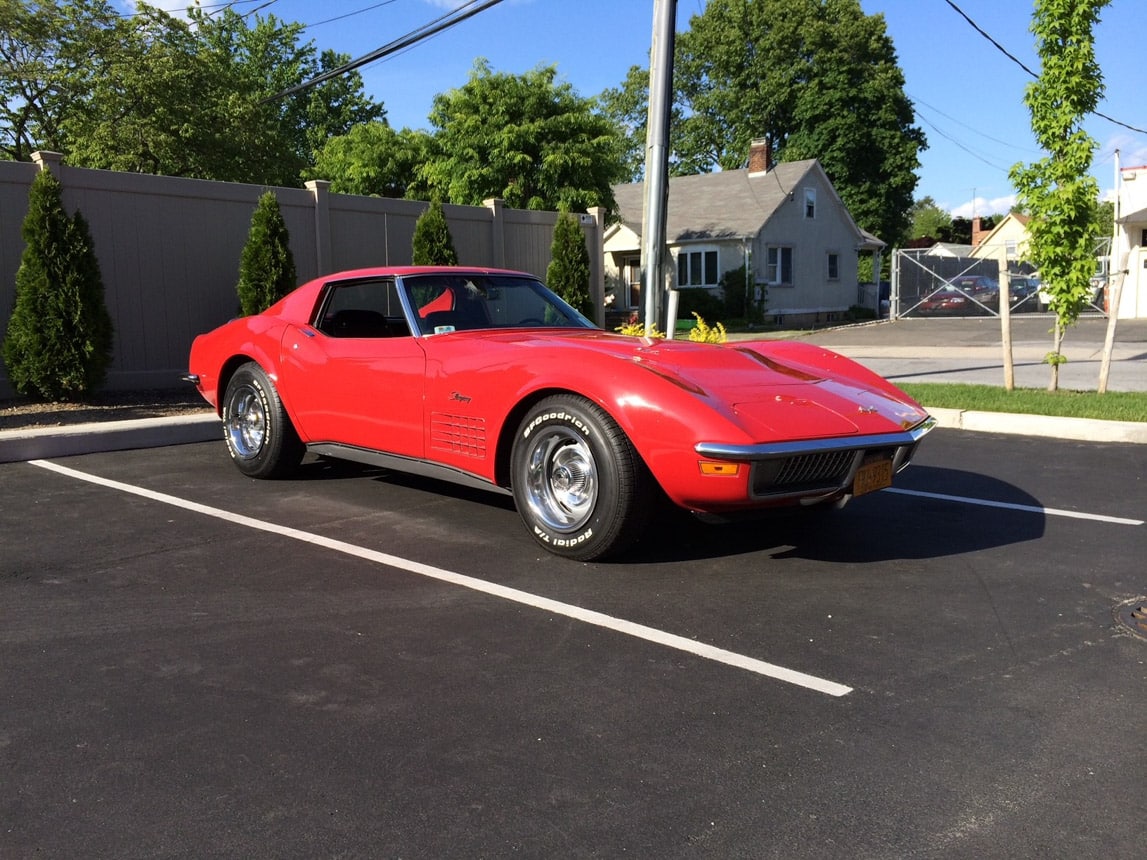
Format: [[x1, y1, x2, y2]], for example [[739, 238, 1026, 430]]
[[189, 317, 289, 416]]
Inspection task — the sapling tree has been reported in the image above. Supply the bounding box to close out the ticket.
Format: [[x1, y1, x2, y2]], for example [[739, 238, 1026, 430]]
[[1008, 0, 1108, 391]]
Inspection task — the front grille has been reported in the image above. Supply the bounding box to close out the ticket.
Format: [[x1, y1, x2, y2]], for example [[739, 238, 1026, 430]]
[[775, 450, 855, 486], [752, 450, 857, 497]]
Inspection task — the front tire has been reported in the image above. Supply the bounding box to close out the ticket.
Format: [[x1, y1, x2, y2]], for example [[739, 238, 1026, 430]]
[[222, 362, 304, 479], [511, 395, 652, 561]]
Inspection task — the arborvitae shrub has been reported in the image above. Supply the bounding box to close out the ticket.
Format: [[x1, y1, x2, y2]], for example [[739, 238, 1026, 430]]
[[2, 169, 113, 400], [237, 191, 297, 316], [411, 200, 458, 265], [546, 210, 593, 318]]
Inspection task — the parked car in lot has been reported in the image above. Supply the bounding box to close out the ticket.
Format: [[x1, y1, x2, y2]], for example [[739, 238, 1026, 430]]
[[186, 266, 934, 560], [916, 276, 999, 316], [1008, 277, 1042, 313]]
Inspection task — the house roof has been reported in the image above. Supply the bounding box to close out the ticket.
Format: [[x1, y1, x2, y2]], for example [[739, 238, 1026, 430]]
[[926, 242, 976, 257], [612, 159, 878, 248], [974, 211, 1030, 248]]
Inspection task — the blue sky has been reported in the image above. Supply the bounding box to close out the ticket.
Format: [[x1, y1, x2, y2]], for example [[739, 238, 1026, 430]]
[[138, 0, 1147, 221]]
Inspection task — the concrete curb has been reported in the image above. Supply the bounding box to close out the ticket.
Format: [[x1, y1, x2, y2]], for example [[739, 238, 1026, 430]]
[[925, 408, 1147, 443], [0, 413, 220, 464], [1, 406, 1144, 466]]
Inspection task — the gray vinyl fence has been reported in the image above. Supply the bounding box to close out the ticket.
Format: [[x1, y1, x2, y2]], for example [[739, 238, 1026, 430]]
[[0, 152, 605, 398]]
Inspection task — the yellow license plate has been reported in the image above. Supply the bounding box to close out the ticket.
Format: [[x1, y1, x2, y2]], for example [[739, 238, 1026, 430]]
[[853, 458, 893, 496]]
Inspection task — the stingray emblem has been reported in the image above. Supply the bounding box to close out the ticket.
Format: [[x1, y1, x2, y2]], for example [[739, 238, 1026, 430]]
[[450, 391, 472, 404]]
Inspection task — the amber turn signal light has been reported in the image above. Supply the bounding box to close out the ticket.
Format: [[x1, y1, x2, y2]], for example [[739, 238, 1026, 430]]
[[698, 461, 741, 477]]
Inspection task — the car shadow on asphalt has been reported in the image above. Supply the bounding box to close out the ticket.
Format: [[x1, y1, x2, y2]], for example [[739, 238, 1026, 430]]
[[280, 457, 1045, 565], [289, 454, 519, 510], [618, 466, 1046, 565]]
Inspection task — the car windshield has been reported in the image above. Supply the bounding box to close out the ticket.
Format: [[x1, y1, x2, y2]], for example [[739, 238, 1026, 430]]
[[401, 273, 595, 336]]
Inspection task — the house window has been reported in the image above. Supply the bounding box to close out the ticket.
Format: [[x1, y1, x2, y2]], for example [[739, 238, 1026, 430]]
[[677, 248, 719, 287], [804, 188, 816, 219], [827, 252, 839, 281], [766, 245, 793, 285], [1005, 239, 1017, 259]]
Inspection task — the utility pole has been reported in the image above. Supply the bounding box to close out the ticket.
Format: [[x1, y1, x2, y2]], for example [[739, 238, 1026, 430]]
[[1099, 149, 1124, 394], [641, 0, 676, 337]]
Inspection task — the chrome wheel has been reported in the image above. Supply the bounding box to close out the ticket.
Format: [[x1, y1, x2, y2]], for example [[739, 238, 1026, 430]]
[[511, 395, 651, 560], [522, 426, 599, 533], [226, 383, 266, 460], [220, 363, 303, 479]]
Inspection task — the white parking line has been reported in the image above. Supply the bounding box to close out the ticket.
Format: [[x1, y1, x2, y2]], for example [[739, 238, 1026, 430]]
[[883, 487, 1144, 525], [30, 459, 852, 698]]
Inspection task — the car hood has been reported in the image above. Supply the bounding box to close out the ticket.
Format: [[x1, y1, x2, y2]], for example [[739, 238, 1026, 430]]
[[459, 329, 929, 439]]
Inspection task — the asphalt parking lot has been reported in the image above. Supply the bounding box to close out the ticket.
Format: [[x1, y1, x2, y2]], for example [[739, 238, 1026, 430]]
[[2, 430, 1145, 858]]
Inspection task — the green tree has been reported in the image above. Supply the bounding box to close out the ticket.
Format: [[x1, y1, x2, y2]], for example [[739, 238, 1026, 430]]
[[907, 197, 952, 242], [599, 0, 925, 244], [1093, 199, 1114, 242], [187, 9, 383, 186], [63, 4, 214, 177], [0, 0, 125, 161], [2, 168, 113, 399], [420, 59, 626, 215], [237, 191, 296, 316], [306, 122, 433, 198], [546, 210, 593, 318], [596, 63, 686, 182], [1008, 0, 1108, 390], [411, 200, 458, 266], [1, 2, 383, 185]]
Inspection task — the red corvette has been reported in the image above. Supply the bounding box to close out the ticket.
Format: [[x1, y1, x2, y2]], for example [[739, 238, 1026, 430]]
[[186, 266, 934, 560]]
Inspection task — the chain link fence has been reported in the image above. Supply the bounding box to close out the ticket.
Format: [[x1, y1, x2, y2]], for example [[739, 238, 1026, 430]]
[[891, 245, 1109, 319]]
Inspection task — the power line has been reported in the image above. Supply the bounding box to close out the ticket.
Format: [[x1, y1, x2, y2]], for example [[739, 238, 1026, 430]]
[[117, 0, 271, 17], [264, 0, 505, 102], [942, 0, 1147, 135], [301, 1, 401, 32], [912, 105, 1012, 175], [909, 92, 1041, 156]]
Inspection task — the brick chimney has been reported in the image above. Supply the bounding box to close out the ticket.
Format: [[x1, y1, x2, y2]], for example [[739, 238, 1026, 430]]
[[748, 137, 772, 174], [971, 216, 988, 246]]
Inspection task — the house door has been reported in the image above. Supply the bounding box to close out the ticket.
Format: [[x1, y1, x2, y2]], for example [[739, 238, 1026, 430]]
[[624, 256, 641, 309]]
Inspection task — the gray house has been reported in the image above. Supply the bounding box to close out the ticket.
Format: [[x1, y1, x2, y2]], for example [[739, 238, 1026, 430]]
[[603, 139, 883, 326]]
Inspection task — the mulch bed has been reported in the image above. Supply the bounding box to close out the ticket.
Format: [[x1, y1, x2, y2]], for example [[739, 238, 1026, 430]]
[[0, 389, 214, 431]]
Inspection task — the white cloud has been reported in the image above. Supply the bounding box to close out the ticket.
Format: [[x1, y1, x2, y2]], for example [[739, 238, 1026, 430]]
[[950, 194, 1017, 220]]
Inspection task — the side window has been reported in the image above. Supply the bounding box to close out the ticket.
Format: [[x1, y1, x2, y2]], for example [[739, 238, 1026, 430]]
[[766, 246, 793, 286], [315, 280, 411, 338], [804, 188, 816, 219]]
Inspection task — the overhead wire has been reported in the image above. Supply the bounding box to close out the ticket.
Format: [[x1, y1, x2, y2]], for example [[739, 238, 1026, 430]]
[[942, 0, 1147, 136], [911, 105, 1013, 174], [264, 0, 505, 102], [300, 1, 402, 32]]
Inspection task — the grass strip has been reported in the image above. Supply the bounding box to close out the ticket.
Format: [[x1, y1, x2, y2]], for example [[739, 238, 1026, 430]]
[[899, 383, 1147, 423]]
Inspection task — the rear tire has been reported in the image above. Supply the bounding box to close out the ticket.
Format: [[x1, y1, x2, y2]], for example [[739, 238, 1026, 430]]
[[222, 362, 304, 479], [511, 394, 652, 560]]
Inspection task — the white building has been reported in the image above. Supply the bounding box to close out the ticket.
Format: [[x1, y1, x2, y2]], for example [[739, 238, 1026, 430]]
[[1112, 164, 1147, 318]]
